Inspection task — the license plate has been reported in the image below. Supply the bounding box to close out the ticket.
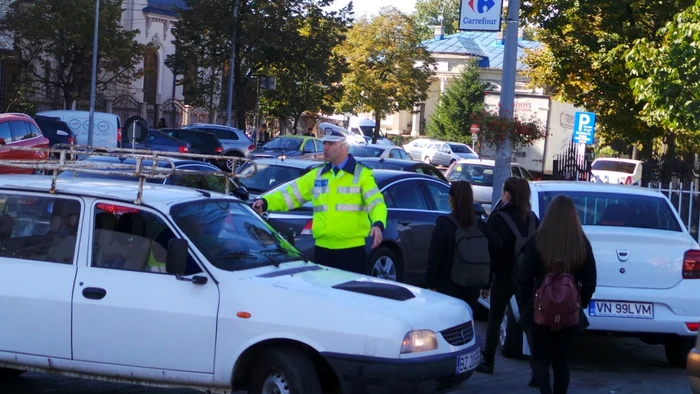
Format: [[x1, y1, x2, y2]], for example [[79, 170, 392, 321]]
[[455, 349, 480, 374], [588, 300, 654, 319]]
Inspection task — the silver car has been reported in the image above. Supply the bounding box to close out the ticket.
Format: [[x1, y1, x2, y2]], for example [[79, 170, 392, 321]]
[[421, 142, 479, 167], [444, 159, 534, 214], [183, 124, 254, 170], [349, 144, 412, 160]]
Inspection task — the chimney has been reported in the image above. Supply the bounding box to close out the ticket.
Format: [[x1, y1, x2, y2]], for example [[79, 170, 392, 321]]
[[432, 25, 444, 40]]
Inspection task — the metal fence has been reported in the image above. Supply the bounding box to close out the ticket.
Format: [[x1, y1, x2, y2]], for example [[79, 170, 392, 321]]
[[648, 182, 700, 242]]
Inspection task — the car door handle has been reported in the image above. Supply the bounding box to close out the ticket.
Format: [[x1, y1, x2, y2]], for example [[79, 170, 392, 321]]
[[82, 287, 107, 300], [398, 220, 411, 226]]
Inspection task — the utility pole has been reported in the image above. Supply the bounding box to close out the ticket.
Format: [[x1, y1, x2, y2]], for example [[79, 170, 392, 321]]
[[88, 0, 100, 147], [491, 0, 520, 207], [225, 0, 239, 127]]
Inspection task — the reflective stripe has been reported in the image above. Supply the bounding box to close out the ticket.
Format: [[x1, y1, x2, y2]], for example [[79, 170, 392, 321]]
[[336, 204, 366, 212], [282, 191, 295, 210], [366, 198, 382, 213], [337, 186, 361, 194], [316, 168, 325, 180], [362, 187, 379, 200], [353, 166, 363, 184], [290, 182, 306, 204], [313, 205, 328, 212], [313, 186, 329, 199]]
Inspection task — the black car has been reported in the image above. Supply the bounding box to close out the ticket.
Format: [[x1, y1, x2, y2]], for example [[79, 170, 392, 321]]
[[258, 170, 487, 288], [235, 157, 325, 200], [122, 129, 191, 154], [33, 115, 76, 148], [355, 157, 448, 183]]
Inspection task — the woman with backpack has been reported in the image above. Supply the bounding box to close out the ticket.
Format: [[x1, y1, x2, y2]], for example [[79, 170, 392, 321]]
[[476, 177, 539, 378], [424, 181, 501, 307], [517, 194, 598, 394]]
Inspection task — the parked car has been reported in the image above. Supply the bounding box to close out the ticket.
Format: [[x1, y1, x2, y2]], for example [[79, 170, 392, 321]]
[[259, 170, 487, 287], [36, 110, 121, 149], [362, 135, 394, 145], [235, 158, 325, 200], [590, 157, 643, 186], [250, 135, 324, 160], [182, 124, 255, 170], [349, 143, 412, 160], [0, 155, 481, 393], [481, 181, 700, 366], [356, 157, 449, 183], [0, 113, 50, 174], [403, 137, 439, 160], [421, 141, 479, 166], [690, 329, 700, 393], [159, 128, 224, 156], [32, 115, 76, 148], [445, 159, 534, 214], [122, 129, 192, 154]]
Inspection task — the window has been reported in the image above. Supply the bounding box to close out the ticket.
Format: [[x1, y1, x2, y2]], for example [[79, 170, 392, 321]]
[[591, 160, 637, 174], [425, 181, 451, 212], [446, 163, 494, 186], [511, 167, 522, 177], [236, 163, 306, 193], [349, 145, 384, 158], [416, 165, 445, 181], [26, 123, 42, 139], [389, 149, 402, 159], [145, 133, 157, 143], [386, 181, 429, 210], [262, 138, 302, 151], [216, 129, 238, 140], [91, 203, 202, 275], [0, 194, 81, 264], [521, 167, 535, 181], [302, 140, 315, 153], [537, 191, 682, 231], [0, 122, 12, 142], [448, 144, 474, 154], [314, 140, 323, 152], [9, 121, 31, 141]]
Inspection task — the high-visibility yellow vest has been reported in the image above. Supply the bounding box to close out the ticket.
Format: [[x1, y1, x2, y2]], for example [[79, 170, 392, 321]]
[[263, 156, 387, 249]]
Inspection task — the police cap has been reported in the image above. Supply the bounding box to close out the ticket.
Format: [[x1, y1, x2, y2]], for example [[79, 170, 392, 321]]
[[321, 127, 347, 142]]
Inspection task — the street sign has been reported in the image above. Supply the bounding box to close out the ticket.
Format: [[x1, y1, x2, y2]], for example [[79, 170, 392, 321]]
[[470, 124, 480, 133], [572, 111, 596, 145], [458, 0, 504, 32]]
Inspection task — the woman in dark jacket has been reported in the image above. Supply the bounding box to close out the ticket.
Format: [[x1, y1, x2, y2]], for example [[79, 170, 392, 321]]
[[425, 181, 502, 306], [477, 176, 540, 377], [517, 194, 597, 394]]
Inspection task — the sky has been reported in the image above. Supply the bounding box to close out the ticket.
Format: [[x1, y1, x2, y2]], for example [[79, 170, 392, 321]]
[[329, 0, 417, 17]]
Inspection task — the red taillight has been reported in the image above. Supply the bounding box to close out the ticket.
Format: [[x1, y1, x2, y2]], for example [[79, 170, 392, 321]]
[[216, 146, 223, 153], [248, 144, 255, 151], [687, 322, 700, 332], [179, 146, 189, 153], [96, 203, 140, 214], [625, 176, 633, 185], [300, 219, 313, 236], [68, 137, 74, 145], [117, 127, 122, 144], [682, 250, 700, 279]]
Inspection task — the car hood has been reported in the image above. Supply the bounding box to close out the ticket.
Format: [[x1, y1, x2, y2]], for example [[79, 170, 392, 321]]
[[244, 261, 471, 332]]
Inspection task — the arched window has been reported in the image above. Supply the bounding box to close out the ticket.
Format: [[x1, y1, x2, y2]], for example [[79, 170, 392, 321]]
[[143, 48, 159, 104]]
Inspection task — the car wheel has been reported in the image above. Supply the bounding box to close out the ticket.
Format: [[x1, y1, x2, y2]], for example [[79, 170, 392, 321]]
[[664, 336, 695, 367], [224, 152, 244, 171], [248, 347, 322, 394], [0, 368, 25, 379], [367, 246, 402, 282], [500, 305, 523, 359]]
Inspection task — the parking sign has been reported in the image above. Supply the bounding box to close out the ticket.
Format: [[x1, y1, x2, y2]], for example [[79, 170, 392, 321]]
[[572, 111, 596, 145], [458, 0, 504, 31]]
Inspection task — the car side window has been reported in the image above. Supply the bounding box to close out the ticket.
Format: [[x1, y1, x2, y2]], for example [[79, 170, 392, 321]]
[[302, 140, 315, 153], [0, 122, 12, 142], [398, 150, 410, 160], [0, 194, 81, 265], [314, 140, 323, 152], [91, 203, 202, 275], [170, 165, 210, 190], [424, 181, 451, 212], [389, 149, 402, 159], [9, 121, 31, 141], [511, 167, 522, 177], [520, 167, 534, 181], [386, 181, 429, 210], [218, 129, 238, 140]]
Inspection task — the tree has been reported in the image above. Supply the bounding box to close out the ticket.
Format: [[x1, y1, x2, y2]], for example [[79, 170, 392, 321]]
[[413, 0, 461, 41], [337, 6, 436, 143], [626, 2, 700, 150], [260, 2, 351, 133], [426, 60, 487, 143], [0, 0, 147, 108], [520, 0, 695, 156]]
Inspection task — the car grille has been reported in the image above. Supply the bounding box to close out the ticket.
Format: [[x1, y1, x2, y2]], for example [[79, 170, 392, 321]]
[[440, 321, 474, 346]]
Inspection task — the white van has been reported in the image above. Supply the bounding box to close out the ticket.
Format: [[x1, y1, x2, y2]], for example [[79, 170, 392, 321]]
[[36, 110, 121, 148]]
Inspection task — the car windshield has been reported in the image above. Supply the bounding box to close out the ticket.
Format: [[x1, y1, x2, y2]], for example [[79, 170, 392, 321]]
[[262, 138, 302, 151], [359, 125, 385, 138], [236, 163, 306, 193], [171, 199, 303, 270], [446, 163, 493, 186], [592, 160, 637, 174], [349, 145, 384, 158], [449, 144, 473, 154]]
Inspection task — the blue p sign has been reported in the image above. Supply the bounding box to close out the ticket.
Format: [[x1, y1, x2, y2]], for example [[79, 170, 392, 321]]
[[573, 111, 596, 145]]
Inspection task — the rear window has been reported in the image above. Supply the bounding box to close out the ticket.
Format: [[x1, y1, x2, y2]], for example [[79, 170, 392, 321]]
[[591, 160, 637, 174], [448, 144, 474, 154], [537, 191, 682, 232], [235, 163, 305, 193], [171, 130, 220, 148], [446, 163, 493, 186], [349, 145, 384, 158], [262, 138, 302, 151]]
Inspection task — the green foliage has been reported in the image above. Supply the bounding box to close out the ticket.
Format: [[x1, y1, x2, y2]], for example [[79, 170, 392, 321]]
[[413, 0, 461, 40], [337, 6, 435, 142], [626, 1, 700, 149], [425, 61, 486, 144], [0, 0, 146, 108]]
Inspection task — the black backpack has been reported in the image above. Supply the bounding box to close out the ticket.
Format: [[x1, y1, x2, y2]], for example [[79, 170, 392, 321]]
[[497, 211, 536, 286], [446, 214, 491, 287]]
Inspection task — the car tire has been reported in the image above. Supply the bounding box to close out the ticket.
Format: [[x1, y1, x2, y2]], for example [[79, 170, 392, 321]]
[[248, 347, 322, 394], [0, 368, 25, 379], [367, 246, 402, 282], [664, 336, 695, 367], [224, 152, 244, 171], [500, 305, 523, 359]]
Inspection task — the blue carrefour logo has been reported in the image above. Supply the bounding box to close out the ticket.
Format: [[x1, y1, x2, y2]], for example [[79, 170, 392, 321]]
[[468, 0, 496, 13]]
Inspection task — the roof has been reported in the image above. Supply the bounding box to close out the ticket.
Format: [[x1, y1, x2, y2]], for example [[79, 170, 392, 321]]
[[0, 175, 221, 208], [531, 181, 663, 197], [356, 157, 421, 167], [243, 158, 325, 169], [422, 31, 542, 70], [143, 0, 185, 18]]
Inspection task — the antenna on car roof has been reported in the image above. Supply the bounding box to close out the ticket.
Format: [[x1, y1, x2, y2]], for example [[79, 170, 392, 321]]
[[0, 144, 258, 205]]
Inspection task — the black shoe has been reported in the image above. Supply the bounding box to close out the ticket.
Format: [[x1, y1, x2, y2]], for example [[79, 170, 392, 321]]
[[475, 360, 494, 374]]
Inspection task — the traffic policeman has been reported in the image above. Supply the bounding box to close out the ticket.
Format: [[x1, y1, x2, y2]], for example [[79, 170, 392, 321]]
[[252, 127, 387, 272]]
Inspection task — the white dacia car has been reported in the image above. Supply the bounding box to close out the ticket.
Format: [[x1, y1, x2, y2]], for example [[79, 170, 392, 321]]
[[0, 147, 480, 394]]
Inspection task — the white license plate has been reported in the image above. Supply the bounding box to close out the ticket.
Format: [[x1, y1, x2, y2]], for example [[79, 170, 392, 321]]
[[455, 349, 480, 374], [588, 300, 654, 319]]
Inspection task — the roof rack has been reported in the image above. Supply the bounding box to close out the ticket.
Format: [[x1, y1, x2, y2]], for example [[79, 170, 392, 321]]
[[0, 144, 258, 204]]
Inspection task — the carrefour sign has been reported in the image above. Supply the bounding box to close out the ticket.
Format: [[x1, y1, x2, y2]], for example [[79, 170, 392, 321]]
[[458, 0, 504, 32]]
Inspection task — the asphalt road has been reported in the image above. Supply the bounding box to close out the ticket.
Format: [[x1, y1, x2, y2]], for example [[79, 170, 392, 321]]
[[0, 321, 690, 394]]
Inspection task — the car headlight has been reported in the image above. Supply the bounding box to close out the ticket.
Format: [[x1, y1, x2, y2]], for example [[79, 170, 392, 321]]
[[400, 330, 438, 354]]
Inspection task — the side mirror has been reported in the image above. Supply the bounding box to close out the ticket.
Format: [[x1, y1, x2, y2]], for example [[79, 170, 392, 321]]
[[286, 228, 296, 247], [233, 186, 249, 201], [166, 238, 189, 275]]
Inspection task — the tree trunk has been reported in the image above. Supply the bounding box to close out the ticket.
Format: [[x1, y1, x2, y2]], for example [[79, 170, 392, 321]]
[[293, 113, 303, 135], [373, 112, 381, 144]]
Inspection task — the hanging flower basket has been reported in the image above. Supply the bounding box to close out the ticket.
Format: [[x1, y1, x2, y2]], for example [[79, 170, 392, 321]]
[[469, 109, 548, 150]]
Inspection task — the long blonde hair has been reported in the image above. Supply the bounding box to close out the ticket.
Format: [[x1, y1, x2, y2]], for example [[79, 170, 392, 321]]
[[535, 194, 587, 273]]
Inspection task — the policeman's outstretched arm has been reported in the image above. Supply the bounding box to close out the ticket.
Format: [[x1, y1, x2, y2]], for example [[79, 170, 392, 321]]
[[253, 170, 316, 214], [361, 170, 388, 249]]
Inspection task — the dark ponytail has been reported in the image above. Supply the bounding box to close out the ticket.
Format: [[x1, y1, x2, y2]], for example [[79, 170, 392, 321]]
[[503, 176, 531, 220]]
